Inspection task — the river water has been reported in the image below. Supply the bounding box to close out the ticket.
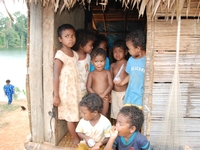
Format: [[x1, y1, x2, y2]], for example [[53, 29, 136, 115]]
[[0, 48, 26, 101]]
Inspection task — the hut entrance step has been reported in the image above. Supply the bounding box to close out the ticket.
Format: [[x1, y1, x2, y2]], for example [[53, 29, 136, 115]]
[[58, 131, 75, 148]]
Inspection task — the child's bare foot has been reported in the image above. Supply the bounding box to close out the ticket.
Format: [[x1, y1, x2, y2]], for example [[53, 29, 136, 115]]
[[72, 139, 80, 148]]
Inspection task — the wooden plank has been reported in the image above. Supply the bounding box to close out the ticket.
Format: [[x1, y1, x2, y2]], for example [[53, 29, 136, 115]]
[[25, 141, 76, 150], [144, 14, 155, 139], [43, 6, 55, 144], [29, 1, 44, 142]]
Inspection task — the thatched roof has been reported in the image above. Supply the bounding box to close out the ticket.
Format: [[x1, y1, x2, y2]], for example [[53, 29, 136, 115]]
[[1, 0, 200, 20]]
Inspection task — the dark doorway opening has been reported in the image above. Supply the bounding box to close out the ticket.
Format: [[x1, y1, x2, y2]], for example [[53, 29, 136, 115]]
[[85, 0, 147, 62]]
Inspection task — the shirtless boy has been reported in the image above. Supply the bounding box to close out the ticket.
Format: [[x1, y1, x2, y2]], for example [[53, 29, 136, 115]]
[[86, 48, 113, 116]]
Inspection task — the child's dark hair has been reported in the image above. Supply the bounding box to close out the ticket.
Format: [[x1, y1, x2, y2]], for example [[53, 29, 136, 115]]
[[57, 24, 75, 38], [119, 106, 144, 131], [112, 39, 127, 52], [126, 29, 146, 51], [93, 34, 108, 49], [79, 93, 103, 113], [90, 48, 107, 60], [6, 79, 11, 83], [73, 29, 96, 51]]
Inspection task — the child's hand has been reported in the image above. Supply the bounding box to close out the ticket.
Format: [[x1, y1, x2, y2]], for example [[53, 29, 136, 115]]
[[109, 94, 112, 103], [53, 96, 60, 107], [113, 79, 121, 84], [99, 93, 106, 100], [90, 142, 102, 150], [110, 126, 118, 139], [113, 80, 123, 86], [103, 95, 109, 102]]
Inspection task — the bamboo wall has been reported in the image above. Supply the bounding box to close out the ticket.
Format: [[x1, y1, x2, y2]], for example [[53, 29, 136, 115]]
[[144, 18, 200, 149]]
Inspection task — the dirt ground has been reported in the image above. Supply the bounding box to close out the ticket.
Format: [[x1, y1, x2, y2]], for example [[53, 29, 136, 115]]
[[0, 99, 30, 150]]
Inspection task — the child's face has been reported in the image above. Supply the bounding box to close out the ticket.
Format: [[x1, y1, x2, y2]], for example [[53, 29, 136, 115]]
[[82, 40, 94, 54], [99, 41, 107, 51], [80, 106, 95, 121], [113, 47, 126, 61], [126, 40, 140, 58], [91, 55, 106, 71], [115, 113, 135, 137], [58, 29, 76, 48]]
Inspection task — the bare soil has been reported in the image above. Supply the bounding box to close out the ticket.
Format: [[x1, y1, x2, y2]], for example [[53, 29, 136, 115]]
[[0, 99, 30, 150]]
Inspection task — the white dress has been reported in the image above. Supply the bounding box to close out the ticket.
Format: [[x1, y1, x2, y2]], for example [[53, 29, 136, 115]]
[[77, 54, 90, 95], [54, 50, 82, 122]]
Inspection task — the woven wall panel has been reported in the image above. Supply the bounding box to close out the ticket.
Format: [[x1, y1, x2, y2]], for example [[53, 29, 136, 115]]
[[144, 19, 200, 149]]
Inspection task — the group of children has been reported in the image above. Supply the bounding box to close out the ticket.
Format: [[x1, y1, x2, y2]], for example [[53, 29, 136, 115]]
[[53, 23, 150, 150]]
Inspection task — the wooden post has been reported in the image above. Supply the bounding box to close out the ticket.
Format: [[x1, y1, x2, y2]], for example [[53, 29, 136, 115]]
[[29, 1, 44, 142], [43, 5, 56, 143], [144, 8, 155, 139]]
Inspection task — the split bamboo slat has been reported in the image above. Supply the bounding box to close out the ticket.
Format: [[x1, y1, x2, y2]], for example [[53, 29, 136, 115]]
[[144, 18, 200, 149], [150, 118, 200, 148]]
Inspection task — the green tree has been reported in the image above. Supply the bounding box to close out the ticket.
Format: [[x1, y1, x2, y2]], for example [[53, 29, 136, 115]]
[[12, 11, 27, 48], [0, 14, 12, 48], [0, 11, 27, 48], [6, 28, 20, 47]]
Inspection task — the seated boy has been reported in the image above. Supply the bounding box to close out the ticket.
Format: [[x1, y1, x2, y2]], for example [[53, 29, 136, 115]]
[[104, 106, 151, 150], [76, 93, 112, 150]]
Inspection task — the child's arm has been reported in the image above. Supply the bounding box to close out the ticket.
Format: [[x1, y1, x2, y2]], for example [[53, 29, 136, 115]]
[[104, 126, 118, 150], [110, 63, 114, 79], [120, 75, 129, 86], [100, 71, 113, 98], [53, 59, 62, 107], [86, 73, 96, 93], [3, 86, 6, 96], [77, 132, 91, 143]]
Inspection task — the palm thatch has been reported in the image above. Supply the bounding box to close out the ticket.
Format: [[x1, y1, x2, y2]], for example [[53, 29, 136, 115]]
[[1, 0, 200, 19]]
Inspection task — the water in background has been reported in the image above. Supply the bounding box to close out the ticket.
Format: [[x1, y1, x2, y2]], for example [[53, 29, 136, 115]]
[[0, 48, 26, 101]]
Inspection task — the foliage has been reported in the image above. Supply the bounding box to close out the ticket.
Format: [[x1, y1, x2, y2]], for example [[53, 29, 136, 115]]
[[0, 11, 27, 48], [14, 86, 26, 100]]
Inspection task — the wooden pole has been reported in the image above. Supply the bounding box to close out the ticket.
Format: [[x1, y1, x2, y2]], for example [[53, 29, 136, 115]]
[[26, 1, 32, 138], [29, 0, 44, 142]]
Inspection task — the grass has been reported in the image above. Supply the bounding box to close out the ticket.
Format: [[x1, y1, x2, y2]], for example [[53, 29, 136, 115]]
[[0, 104, 20, 118], [0, 122, 9, 129], [0, 104, 19, 129]]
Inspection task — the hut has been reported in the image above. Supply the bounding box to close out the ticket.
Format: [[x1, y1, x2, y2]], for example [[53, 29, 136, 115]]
[[1, 0, 200, 149]]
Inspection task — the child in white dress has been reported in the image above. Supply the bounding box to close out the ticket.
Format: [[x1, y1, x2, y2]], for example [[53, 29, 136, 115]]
[[53, 24, 82, 147]]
